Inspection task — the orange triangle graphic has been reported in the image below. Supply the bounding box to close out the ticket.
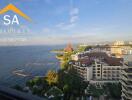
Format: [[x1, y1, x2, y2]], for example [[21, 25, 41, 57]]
[[0, 4, 32, 22]]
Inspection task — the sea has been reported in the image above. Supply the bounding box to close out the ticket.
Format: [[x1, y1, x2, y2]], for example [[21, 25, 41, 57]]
[[0, 45, 64, 87]]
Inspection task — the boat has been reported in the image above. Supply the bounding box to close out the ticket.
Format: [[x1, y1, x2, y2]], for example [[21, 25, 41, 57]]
[[12, 69, 31, 77]]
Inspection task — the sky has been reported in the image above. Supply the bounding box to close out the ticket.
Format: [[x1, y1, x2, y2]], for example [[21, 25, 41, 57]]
[[0, 0, 132, 45]]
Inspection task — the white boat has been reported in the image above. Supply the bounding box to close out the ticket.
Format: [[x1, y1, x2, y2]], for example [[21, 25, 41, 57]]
[[12, 69, 30, 77]]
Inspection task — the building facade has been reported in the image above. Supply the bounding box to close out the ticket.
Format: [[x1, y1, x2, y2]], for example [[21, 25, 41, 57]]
[[121, 55, 132, 100], [72, 52, 123, 83]]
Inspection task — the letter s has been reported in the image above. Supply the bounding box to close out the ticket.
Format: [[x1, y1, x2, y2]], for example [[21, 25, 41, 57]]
[[3, 15, 11, 25]]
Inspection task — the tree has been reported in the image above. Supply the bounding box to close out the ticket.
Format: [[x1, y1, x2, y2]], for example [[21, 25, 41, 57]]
[[33, 77, 42, 85], [89, 85, 104, 97], [26, 80, 35, 88], [46, 70, 58, 85], [106, 83, 121, 99], [63, 84, 70, 93]]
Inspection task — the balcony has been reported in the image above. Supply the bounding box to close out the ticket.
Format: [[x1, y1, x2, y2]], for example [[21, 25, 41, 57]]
[[121, 92, 132, 100], [0, 85, 45, 100]]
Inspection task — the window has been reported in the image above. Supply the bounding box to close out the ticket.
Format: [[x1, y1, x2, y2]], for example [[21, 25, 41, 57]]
[[103, 71, 106, 73], [97, 71, 100, 73], [97, 74, 100, 76], [97, 68, 100, 70]]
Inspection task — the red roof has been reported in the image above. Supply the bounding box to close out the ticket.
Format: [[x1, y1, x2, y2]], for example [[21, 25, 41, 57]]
[[64, 43, 74, 52], [104, 57, 123, 66], [78, 58, 93, 65], [75, 52, 123, 66]]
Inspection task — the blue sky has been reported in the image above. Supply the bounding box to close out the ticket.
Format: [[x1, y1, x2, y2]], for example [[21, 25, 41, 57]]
[[0, 0, 132, 45]]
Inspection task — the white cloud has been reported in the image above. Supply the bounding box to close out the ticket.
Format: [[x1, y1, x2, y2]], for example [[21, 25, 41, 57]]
[[62, 23, 75, 30], [70, 7, 79, 23], [56, 7, 79, 30], [56, 23, 65, 28], [56, 22, 75, 30], [70, 8, 79, 15], [43, 27, 50, 33], [70, 15, 79, 23]]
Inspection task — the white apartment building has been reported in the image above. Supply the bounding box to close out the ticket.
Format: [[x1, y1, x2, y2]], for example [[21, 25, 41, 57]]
[[73, 64, 93, 81], [120, 62, 132, 100], [93, 59, 121, 80], [120, 55, 132, 100], [72, 52, 123, 83]]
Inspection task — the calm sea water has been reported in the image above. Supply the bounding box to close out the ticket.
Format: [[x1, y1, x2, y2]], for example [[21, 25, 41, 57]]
[[0, 45, 63, 87]]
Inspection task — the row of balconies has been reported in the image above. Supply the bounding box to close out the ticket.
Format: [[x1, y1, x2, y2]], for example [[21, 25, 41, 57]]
[[124, 68, 132, 72], [102, 77, 119, 80], [73, 65, 87, 69], [102, 72, 119, 75], [122, 89, 132, 98], [103, 70, 120, 73], [76, 71, 87, 75], [121, 74, 132, 82], [122, 85, 132, 94], [103, 68, 120, 70], [102, 75, 119, 77], [121, 92, 132, 100], [121, 79, 132, 87], [121, 65, 132, 100], [75, 68, 87, 72], [121, 70, 132, 79]]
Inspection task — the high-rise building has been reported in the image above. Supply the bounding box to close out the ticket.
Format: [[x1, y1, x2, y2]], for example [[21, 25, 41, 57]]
[[121, 55, 132, 100]]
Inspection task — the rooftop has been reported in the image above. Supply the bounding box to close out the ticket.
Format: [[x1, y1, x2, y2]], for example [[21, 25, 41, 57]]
[[73, 52, 123, 66], [64, 43, 74, 52]]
